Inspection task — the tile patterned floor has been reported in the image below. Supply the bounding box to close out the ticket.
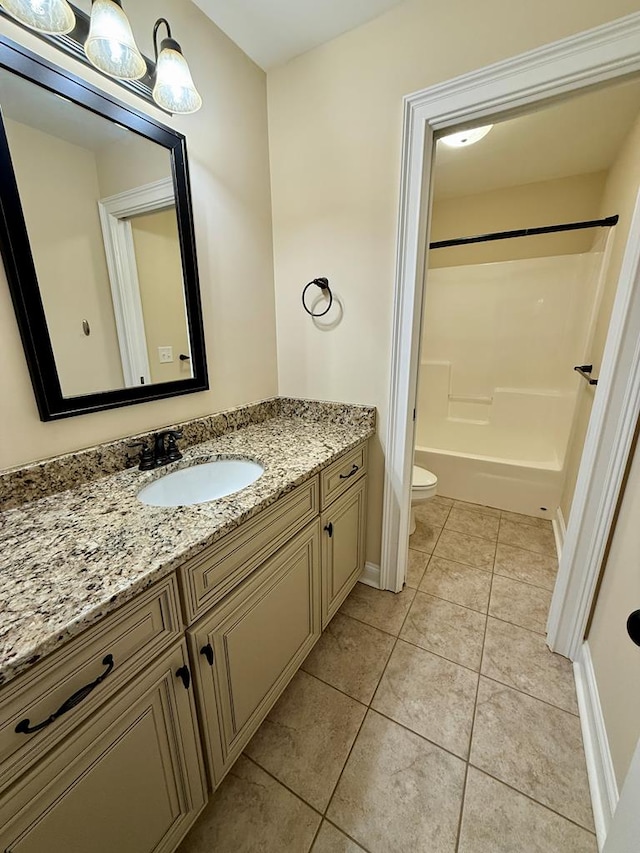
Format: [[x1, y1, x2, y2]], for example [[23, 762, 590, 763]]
[[177, 498, 596, 853]]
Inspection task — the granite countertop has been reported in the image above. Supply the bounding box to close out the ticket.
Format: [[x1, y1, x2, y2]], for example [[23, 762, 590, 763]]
[[0, 410, 375, 687]]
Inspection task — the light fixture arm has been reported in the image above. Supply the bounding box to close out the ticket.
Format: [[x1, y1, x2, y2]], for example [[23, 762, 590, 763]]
[[153, 17, 181, 62], [0, 3, 201, 113]]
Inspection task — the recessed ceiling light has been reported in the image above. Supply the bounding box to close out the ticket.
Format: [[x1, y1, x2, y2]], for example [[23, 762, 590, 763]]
[[440, 125, 493, 148]]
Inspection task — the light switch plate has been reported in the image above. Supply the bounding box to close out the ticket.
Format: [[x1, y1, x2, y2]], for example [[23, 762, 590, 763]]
[[158, 346, 173, 363]]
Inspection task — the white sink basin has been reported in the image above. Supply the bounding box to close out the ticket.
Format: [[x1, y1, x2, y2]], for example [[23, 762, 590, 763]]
[[137, 458, 264, 507]]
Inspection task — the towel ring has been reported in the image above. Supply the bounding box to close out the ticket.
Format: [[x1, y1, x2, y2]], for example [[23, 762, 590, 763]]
[[302, 277, 333, 317]]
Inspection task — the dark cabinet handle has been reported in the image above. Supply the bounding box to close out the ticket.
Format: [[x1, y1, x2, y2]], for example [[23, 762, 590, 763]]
[[627, 610, 640, 647], [176, 665, 191, 690], [15, 654, 114, 735], [324, 522, 333, 538], [339, 464, 359, 480], [200, 644, 214, 666]]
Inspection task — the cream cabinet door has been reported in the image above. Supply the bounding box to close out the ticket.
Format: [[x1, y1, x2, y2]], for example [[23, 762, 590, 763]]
[[1, 642, 206, 853], [189, 521, 321, 787], [321, 477, 367, 628]]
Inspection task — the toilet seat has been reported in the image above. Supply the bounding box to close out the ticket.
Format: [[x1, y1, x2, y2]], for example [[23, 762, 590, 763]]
[[412, 466, 437, 490], [410, 465, 438, 535]]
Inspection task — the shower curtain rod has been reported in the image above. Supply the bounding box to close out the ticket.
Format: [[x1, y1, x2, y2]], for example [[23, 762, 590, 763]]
[[429, 214, 619, 250]]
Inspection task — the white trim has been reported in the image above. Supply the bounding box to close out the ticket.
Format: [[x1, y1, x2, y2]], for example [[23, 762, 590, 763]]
[[553, 506, 566, 560], [100, 177, 177, 219], [98, 177, 176, 388], [574, 642, 619, 848], [380, 10, 640, 652], [547, 188, 640, 659], [602, 738, 640, 853], [359, 562, 381, 589]]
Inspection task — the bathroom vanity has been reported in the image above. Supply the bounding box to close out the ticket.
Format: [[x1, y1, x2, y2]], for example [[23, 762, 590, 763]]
[[0, 399, 374, 852]]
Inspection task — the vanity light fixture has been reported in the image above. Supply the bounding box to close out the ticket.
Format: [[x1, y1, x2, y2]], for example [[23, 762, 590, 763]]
[[0, 0, 75, 34], [152, 18, 202, 114], [440, 124, 493, 148], [84, 0, 145, 80], [0, 1, 203, 113]]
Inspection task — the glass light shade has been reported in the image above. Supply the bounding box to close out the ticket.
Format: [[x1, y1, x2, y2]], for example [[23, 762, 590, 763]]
[[84, 0, 146, 80], [440, 125, 493, 148], [0, 0, 75, 34], [153, 46, 202, 114]]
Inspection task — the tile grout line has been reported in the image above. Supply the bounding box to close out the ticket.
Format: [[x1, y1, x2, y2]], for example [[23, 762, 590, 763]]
[[339, 598, 418, 639], [413, 538, 558, 593], [413, 551, 557, 596], [307, 822, 323, 853], [320, 581, 421, 840], [413, 581, 492, 616], [454, 544, 495, 852], [305, 621, 580, 722], [492, 568, 557, 594], [479, 672, 580, 717], [444, 521, 500, 543], [323, 816, 376, 853], [301, 663, 385, 708], [241, 753, 325, 820], [394, 630, 484, 675], [465, 761, 598, 836], [412, 548, 494, 576], [302, 664, 581, 814]]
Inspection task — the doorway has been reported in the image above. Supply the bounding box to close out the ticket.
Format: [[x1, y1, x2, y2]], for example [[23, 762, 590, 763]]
[[381, 11, 640, 647], [380, 13, 640, 850]]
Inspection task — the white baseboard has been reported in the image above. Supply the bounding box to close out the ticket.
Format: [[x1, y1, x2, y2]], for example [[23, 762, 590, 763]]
[[574, 641, 619, 849], [552, 505, 566, 560], [359, 562, 381, 588]]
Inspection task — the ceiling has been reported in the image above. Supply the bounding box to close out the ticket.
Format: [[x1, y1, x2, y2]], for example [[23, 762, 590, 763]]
[[192, 0, 405, 69], [0, 70, 150, 153], [433, 76, 640, 199]]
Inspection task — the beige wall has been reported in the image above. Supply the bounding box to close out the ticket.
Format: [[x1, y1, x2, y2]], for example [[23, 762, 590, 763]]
[[96, 134, 173, 199], [132, 210, 191, 384], [560, 111, 640, 521], [429, 172, 606, 268], [0, 0, 277, 469], [5, 119, 123, 397], [267, 0, 639, 564]]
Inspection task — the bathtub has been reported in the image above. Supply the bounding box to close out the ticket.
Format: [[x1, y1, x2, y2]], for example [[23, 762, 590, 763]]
[[414, 444, 561, 519]]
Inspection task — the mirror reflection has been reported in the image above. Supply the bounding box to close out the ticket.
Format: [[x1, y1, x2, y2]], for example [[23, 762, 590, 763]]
[[0, 70, 192, 398]]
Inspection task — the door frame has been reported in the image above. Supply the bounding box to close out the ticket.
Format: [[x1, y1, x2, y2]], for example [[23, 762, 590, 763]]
[[546, 189, 640, 658], [380, 14, 640, 645], [98, 177, 176, 388]]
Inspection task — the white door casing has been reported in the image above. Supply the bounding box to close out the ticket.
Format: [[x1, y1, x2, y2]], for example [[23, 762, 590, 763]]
[[380, 14, 640, 646], [546, 189, 640, 659], [98, 177, 176, 388]]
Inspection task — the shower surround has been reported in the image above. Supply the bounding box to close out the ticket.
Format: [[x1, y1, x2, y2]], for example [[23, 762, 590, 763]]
[[415, 250, 607, 517]]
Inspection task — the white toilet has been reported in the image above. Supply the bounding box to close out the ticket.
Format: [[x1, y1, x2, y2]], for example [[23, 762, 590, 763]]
[[410, 465, 438, 535]]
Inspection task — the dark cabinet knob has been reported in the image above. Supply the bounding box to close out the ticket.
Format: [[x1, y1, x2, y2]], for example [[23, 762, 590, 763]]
[[627, 610, 640, 647], [176, 665, 191, 690], [200, 644, 214, 666]]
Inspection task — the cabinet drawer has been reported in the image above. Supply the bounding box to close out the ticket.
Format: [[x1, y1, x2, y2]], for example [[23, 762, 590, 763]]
[[189, 521, 321, 787], [320, 443, 367, 509], [0, 574, 182, 792], [321, 477, 367, 627], [0, 641, 206, 853], [179, 477, 319, 623]]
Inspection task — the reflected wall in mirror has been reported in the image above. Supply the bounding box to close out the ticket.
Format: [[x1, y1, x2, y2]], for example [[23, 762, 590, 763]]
[[0, 36, 207, 420]]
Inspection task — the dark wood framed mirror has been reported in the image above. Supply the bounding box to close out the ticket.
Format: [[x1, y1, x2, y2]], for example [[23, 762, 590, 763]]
[[0, 34, 208, 421]]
